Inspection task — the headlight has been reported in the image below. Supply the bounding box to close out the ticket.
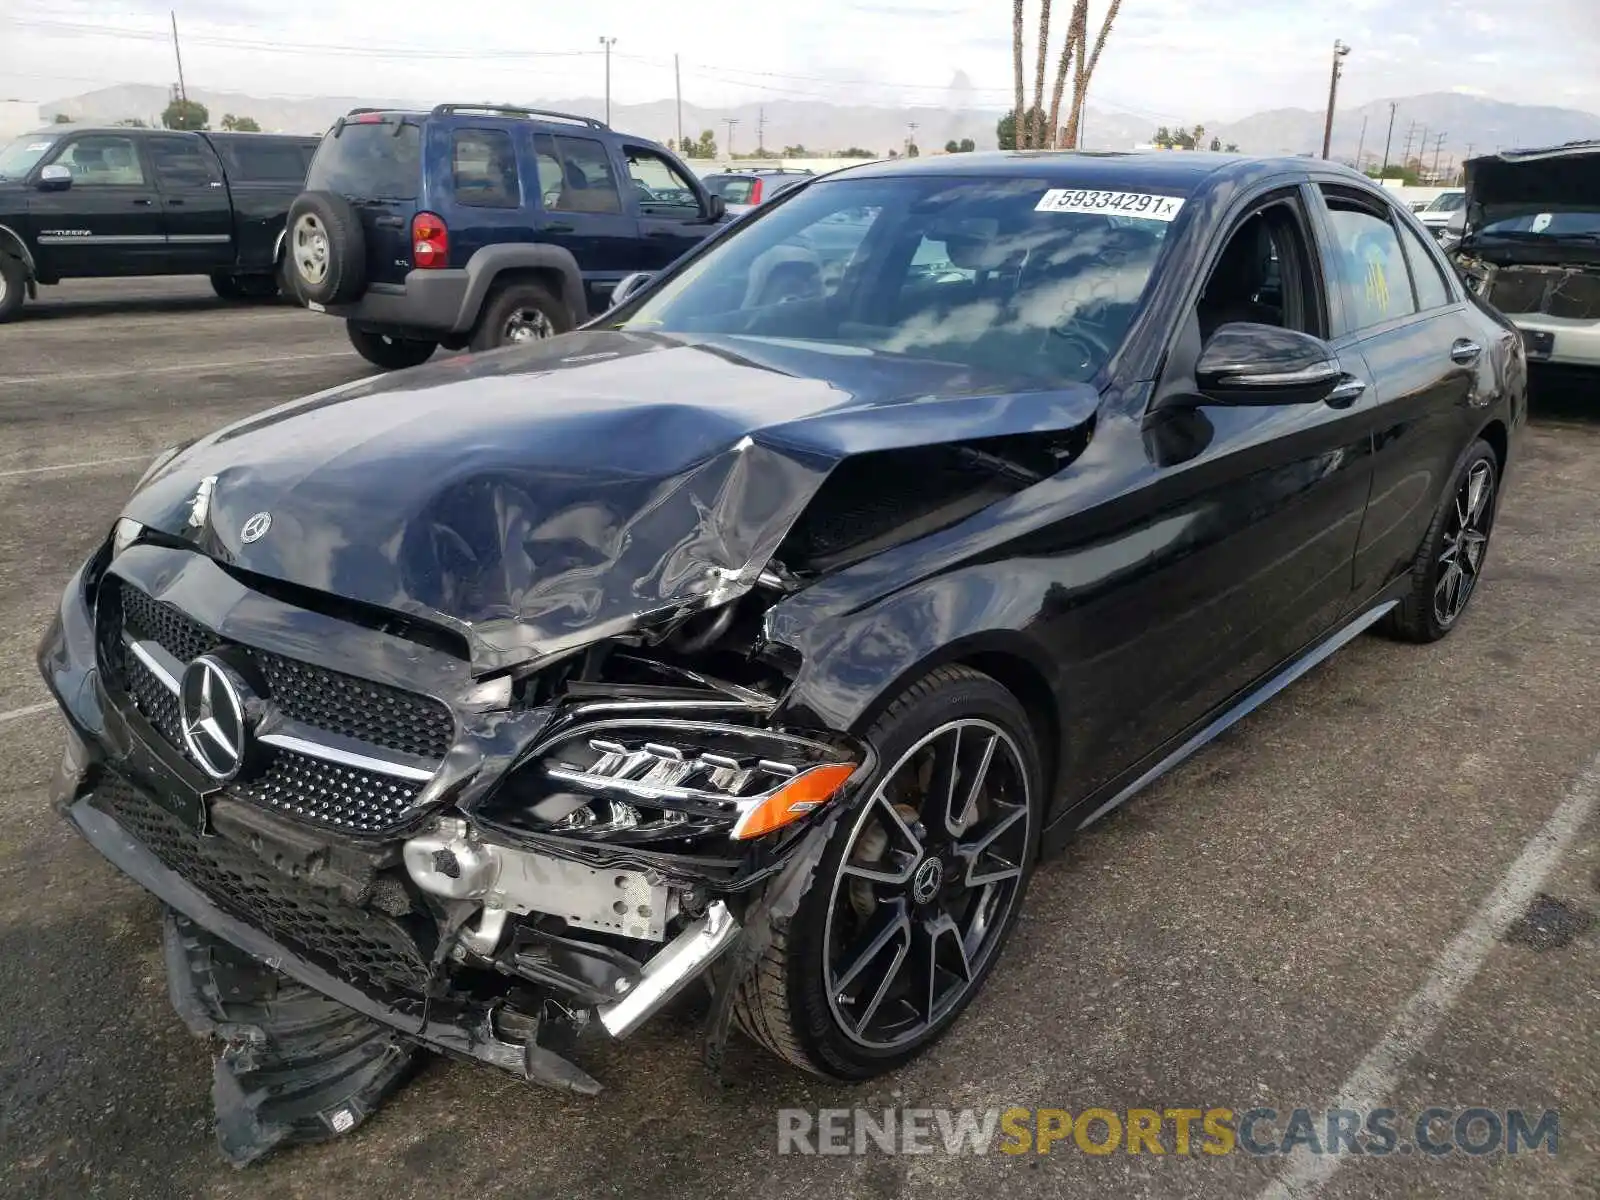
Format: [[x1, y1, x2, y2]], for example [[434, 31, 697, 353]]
[[111, 517, 143, 559], [483, 719, 864, 845]]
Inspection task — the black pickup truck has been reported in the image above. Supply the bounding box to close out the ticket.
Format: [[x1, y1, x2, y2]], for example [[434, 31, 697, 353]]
[[0, 125, 320, 321]]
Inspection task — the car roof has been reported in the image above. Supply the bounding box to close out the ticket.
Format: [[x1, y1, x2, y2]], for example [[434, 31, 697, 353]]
[[22, 125, 313, 142], [828, 149, 1369, 193]]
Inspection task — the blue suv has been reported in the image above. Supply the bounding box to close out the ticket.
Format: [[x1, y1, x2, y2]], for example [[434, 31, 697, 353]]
[[286, 104, 729, 369]]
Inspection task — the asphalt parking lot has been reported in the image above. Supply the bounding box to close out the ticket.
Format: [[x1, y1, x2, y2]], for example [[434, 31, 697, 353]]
[[1, 278, 1596, 1199]]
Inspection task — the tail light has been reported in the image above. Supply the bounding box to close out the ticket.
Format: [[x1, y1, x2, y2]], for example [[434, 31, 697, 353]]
[[749, 178, 764, 205], [412, 212, 448, 269]]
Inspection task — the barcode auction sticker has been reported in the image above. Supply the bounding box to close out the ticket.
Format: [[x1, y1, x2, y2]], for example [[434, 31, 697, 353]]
[[1035, 189, 1186, 220]]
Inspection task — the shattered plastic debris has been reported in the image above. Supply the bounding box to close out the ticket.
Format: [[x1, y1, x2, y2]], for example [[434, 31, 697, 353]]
[[164, 910, 421, 1166]]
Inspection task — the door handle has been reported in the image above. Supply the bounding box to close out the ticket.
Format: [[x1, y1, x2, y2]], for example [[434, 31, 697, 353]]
[[544, 223, 575, 233], [167, 198, 184, 206], [1325, 376, 1367, 407], [132, 198, 154, 206], [1450, 339, 1482, 364], [645, 229, 676, 239]]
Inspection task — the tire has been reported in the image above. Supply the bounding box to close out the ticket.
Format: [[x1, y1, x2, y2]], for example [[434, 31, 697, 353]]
[[0, 254, 26, 322], [734, 664, 1043, 1080], [1382, 437, 1500, 643], [286, 190, 367, 304], [469, 281, 573, 352], [347, 323, 437, 370]]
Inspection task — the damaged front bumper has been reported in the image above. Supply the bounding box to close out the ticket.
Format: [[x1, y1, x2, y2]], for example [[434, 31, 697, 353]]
[[38, 551, 851, 1103]]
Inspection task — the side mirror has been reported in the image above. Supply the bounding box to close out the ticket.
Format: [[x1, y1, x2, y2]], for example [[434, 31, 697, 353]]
[[37, 164, 71, 191], [1446, 208, 1467, 235], [610, 271, 653, 308], [1192, 322, 1348, 407], [704, 193, 727, 223]]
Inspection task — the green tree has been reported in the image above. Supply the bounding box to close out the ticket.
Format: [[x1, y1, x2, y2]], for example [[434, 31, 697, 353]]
[[1170, 127, 1195, 150], [959, 137, 975, 152], [52, 113, 73, 124], [907, 142, 920, 157], [1209, 136, 1221, 152], [1152, 125, 1172, 148], [162, 99, 209, 131], [114, 117, 149, 128], [945, 139, 960, 153], [1224, 141, 1239, 153], [1192, 124, 1206, 150], [997, 106, 1047, 150], [782, 143, 807, 156], [838, 146, 874, 158], [220, 114, 261, 132]]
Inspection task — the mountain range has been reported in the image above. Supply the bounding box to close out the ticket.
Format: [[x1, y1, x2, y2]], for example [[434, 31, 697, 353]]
[[21, 85, 1600, 168]]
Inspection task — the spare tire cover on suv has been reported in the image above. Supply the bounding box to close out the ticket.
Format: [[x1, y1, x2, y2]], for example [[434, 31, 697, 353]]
[[286, 191, 367, 305]]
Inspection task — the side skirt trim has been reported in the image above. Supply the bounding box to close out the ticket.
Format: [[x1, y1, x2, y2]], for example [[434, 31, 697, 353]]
[[1072, 600, 1398, 832]]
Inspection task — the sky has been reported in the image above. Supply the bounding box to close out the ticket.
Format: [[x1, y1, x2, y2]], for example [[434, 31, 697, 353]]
[[3, 0, 1600, 123]]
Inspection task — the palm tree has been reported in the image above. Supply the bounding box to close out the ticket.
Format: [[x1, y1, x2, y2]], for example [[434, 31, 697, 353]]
[[1013, 0, 1027, 151], [1030, 0, 1054, 149]]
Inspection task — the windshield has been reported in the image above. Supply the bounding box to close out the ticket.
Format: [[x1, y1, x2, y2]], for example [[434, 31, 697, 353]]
[[306, 117, 421, 200], [0, 135, 56, 181], [1427, 191, 1466, 212], [1480, 209, 1600, 239], [617, 175, 1177, 385]]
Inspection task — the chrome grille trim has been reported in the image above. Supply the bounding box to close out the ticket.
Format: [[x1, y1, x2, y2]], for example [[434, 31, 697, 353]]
[[123, 631, 439, 784]]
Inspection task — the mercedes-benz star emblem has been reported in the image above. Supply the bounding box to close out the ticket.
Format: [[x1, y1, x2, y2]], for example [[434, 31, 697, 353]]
[[179, 656, 250, 780], [240, 511, 273, 543], [912, 856, 944, 905]]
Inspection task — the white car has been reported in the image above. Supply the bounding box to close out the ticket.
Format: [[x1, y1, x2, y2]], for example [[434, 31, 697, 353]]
[[1418, 189, 1466, 236], [1453, 144, 1600, 369]]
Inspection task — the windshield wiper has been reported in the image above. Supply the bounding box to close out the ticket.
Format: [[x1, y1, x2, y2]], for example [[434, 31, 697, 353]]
[[1479, 229, 1600, 243]]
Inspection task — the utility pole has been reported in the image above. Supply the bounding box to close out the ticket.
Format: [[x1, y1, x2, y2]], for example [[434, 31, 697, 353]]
[[674, 54, 682, 152], [1321, 39, 1350, 159], [170, 10, 188, 103], [1415, 125, 1428, 175], [1431, 131, 1447, 181], [1401, 121, 1418, 169], [1379, 101, 1397, 177], [907, 120, 919, 155], [723, 117, 739, 160], [597, 36, 616, 126], [1355, 114, 1368, 170], [756, 106, 767, 156]]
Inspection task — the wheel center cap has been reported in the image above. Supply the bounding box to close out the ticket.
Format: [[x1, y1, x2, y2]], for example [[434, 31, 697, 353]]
[[912, 856, 944, 905]]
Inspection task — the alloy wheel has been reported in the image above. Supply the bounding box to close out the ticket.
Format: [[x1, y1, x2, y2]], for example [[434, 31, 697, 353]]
[[823, 719, 1032, 1050], [293, 213, 330, 286], [1434, 458, 1495, 627], [504, 307, 555, 343]]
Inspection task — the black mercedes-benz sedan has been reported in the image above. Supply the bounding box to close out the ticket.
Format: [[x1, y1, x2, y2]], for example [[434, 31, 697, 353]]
[[39, 151, 1525, 1160]]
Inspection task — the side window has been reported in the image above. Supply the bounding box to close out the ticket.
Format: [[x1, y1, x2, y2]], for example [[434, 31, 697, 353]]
[[709, 177, 754, 205], [220, 139, 312, 183], [49, 135, 146, 186], [147, 135, 222, 190], [1319, 193, 1417, 331], [1196, 199, 1320, 340], [451, 128, 519, 208], [623, 148, 700, 213], [1396, 220, 1454, 311], [543, 136, 622, 215]]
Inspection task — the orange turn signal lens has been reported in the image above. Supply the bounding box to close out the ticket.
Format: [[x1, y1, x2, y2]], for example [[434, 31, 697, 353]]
[[730, 762, 856, 841]]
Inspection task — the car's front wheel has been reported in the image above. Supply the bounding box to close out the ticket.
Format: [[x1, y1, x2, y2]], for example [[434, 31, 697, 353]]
[[346, 323, 438, 370], [735, 665, 1041, 1079], [0, 253, 25, 323]]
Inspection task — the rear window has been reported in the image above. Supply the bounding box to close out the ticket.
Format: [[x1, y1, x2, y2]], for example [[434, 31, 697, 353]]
[[217, 138, 315, 182], [705, 176, 755, 204], [306, 118, 421, 200]]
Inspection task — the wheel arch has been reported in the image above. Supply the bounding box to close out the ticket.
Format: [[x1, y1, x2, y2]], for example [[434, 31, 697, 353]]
[[819, 631, 1068, 836], [458, 245, 587, 332], [0, 223, 36, 276], [1478, 417, 1509, 474]]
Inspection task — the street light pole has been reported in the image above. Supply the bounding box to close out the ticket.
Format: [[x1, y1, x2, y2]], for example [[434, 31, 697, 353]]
[[597, 36, 617, 126], [1321, 40, 1350, 160]]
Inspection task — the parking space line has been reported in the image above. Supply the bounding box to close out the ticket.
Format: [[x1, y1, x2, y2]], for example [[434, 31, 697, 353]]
[[1258, 748, 1600, 1200], [0, 701, 54, 726], [0, 455, 147, 479], [0, 350, 347, 388]]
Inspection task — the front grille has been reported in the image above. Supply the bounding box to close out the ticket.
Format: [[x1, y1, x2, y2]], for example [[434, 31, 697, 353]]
[[231, 747, 429, 831], [94, 773, 436, 995], [103, 577, 455, 834]]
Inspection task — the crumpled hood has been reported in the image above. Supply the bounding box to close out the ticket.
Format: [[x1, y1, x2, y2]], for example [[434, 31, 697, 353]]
[[126, 330, 1098, 672], [1462, 143, 1600, 262]]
